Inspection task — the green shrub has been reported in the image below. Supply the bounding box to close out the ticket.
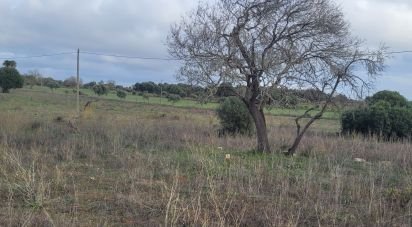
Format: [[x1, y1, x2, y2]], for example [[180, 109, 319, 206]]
[[216, 96, 254, 136], [45, 80, 60, 91], [92, 84, 108, 96], [342, 92, 412, 140], [167, 94, 181, 103], [387, 107, 412, 138], [116, 90, 127, 99]]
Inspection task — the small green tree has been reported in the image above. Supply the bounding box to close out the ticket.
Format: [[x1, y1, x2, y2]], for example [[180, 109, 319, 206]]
[[92, 84, 108, 96], [217, 96, 254, 136], [116, 90, 127, 99], [0, 61, 24, 93]]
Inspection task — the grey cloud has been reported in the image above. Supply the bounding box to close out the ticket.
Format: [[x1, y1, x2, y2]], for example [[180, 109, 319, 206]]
[[0, 0, 195, 83], [0, 0, 411, 98], [337, 0, 412, 49], [1, 0, 195, 55]]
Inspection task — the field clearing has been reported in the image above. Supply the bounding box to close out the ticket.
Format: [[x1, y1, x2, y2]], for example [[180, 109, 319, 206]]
[[23, 86, 341, 119], [1, 89, 412, 226], [1, 88, 340, 132]]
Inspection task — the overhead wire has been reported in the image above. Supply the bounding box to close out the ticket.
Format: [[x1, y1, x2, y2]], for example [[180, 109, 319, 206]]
[[0, 52, 76, 60], [386, 50, 412, 55], [0, 50, 411, 61], [80, 51, 180, 61]]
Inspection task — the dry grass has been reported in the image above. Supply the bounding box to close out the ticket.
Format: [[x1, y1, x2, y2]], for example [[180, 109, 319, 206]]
[[0, 91, 412, 226]]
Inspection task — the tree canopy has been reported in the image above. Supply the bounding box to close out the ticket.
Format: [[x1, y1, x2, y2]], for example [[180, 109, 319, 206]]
[[2, 60, 16, 68], [0, 61, 23, 93], [366, 90, 408, 108]]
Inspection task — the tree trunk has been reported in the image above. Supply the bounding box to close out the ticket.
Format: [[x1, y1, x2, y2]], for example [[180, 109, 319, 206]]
[[248, 103, 271, 153], [287, 130, 306, 156], [287, 116, 318, 155], [287, 77, 342, 156]]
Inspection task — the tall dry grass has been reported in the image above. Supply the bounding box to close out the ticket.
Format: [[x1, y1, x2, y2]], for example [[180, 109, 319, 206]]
[[0, 107, 411, 226]]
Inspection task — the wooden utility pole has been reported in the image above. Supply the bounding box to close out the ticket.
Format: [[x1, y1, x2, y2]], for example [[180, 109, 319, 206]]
[[160, 83, 163, 105], [77, 48, 80, 117]]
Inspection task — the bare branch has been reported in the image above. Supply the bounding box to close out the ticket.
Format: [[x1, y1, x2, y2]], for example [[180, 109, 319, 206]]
[[167, 0, 386, 153]]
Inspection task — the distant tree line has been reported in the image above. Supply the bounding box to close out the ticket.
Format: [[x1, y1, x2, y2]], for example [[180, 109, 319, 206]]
[[19, 69, 356, 104], [132, 81, 353, 106], [267, 88, 352, 108], [20, 72, 355, 107], [132, 82, 205, 98]]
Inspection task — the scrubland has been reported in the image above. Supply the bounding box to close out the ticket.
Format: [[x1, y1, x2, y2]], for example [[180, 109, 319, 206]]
[[0, 89, 411, 226]]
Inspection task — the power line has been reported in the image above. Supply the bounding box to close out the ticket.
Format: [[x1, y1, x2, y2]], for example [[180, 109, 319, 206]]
[[0, 49, 411, 61], [0, 52, 76, 60], [386, 50, 412, 55], [80, 51, 180, 61], [81, 50, 412, 60]]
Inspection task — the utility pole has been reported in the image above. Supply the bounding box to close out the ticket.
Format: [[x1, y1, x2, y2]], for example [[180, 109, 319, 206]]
[[77, 48, 80, 117], [160, 81, 163, 105]]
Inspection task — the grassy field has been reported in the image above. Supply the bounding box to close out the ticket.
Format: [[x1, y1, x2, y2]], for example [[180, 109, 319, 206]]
[[28, 86, 341, 119], [1, 88, 412, 226]]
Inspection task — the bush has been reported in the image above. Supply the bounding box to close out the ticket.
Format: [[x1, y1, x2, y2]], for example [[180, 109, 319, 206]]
[[387, 108, 412, 138], [45, 80, 60, 91], [167, 94, 181, 103], [116, 90, 127, 99], [93, 84, 108, 96], [0, 66, 24, 93], [216, 96, 254, 136], [342, 92, 412, 140]]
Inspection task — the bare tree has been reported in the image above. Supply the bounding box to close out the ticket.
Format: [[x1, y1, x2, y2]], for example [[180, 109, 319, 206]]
[[286, 43, 386, 155], [168, 0, 385, 153], [27, 70, 43, 86]]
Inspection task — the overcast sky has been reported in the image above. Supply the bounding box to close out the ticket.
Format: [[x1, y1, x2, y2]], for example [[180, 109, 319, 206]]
[[0, 0, 411, 98]]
